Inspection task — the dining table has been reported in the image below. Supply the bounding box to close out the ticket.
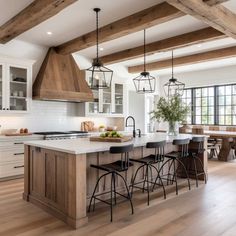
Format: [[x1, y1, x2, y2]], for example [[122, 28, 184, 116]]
[[203, 130, 236, 162]]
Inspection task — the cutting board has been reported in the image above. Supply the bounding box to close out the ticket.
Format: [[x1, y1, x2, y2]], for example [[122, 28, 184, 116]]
[[90, 136, 133, 143], [5, 133, 33, 136]]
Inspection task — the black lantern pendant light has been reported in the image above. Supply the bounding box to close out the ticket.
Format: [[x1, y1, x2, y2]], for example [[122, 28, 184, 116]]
[[164, 51, 185, 97], [86, 8, 113, 90], [133, 29, 156, 93]]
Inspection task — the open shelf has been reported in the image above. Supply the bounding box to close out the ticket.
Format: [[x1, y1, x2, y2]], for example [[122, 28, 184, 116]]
[[10, 96, 26, 100], [10, 80, 27, 85]]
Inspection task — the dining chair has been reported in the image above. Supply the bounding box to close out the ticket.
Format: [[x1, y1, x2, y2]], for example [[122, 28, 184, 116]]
[[226, 127, 236, 159]]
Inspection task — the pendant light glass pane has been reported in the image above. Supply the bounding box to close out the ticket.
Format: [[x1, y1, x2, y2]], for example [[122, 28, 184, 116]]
[[164, 78, 185, 97], [163, 50, 185, 97], [132, 29, 156, 94], [87, 61, 113, 89], [86, 8, 113, 90], [133, 72, 156, 93]]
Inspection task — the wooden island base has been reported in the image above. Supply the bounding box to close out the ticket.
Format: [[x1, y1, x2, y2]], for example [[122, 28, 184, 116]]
[[23, 138, 207, 229]]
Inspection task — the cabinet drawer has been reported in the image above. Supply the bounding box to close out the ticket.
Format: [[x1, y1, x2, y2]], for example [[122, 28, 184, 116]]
[[0, 141, 24, 150], [0, 162, 24, 178], [0, 150, 24, 164]]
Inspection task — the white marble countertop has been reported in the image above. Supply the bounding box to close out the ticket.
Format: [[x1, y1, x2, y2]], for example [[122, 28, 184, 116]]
[[0, 134, 43, 141], [24, 133, 206, 155]]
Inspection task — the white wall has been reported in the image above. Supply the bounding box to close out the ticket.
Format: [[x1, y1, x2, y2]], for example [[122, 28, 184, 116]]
[[159, 65, 236, 96], [0, 100, 123, 132], [156, 65, 236, 130], [0, 39, 48, 80], [0, 40, 125, 132]]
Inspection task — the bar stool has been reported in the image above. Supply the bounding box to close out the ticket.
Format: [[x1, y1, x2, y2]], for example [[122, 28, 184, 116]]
[[153, 139, 191, 195], [88, 144, 134, 222], [188, 136, 207, 187], [129, 140, 166, 205]]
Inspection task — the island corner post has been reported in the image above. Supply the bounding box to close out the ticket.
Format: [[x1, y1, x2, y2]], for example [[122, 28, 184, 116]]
[[23, 145, 88, 229], [23, 136, 208, 229]]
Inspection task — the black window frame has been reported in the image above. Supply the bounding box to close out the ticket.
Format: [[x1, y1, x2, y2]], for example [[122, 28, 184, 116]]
[[181, 83, 236, 126]]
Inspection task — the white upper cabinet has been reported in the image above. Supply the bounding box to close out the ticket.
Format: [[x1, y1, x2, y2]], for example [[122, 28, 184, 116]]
[[79, 73, 127, 117], [0, 57, 33, 113]]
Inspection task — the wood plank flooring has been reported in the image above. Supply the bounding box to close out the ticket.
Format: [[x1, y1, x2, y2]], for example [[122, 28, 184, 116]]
[[1, 160, 236, 236]]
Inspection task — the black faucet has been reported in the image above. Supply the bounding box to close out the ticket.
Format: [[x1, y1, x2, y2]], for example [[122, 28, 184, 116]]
[[125, 116, 136, 138], [136, 129, 141, 138]]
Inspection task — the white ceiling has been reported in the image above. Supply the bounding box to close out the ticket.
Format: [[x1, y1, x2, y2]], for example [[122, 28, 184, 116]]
[[1, 0, 236, 76], [16, 0, 163, 46]]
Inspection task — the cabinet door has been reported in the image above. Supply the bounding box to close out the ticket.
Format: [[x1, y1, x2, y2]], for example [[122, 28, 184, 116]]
[[114, 83, 124, 114], [87, 89, 100, 114], [101, 87, 112, 114], [0, 64, 4, 110], [6, 65, 30, 112]]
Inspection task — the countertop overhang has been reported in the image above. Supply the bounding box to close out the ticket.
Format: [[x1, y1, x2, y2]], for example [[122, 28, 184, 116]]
[[24, 133, 207, 155]]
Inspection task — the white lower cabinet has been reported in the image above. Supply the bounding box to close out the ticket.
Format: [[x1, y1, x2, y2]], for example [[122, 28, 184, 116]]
[[0, 136, 43, 179]]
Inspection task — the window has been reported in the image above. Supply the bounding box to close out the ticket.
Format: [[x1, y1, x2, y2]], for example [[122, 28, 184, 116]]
[[181, 89, 192, 124], [216, 84, 236, 125], [193, 87, 215, 125], [181, 83, 236, 126]]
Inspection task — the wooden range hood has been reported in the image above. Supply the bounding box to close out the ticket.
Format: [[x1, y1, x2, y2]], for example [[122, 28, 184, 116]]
[[33, 48, 94, 102]]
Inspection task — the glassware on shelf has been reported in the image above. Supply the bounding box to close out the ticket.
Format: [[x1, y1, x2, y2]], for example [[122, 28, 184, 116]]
[[89, 102, 99, 114], [9, 67, 27, 111], [114, 84, 123, 114]]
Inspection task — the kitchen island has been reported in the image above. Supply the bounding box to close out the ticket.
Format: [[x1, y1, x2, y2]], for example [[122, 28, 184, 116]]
[[23, 133, 207, 229]]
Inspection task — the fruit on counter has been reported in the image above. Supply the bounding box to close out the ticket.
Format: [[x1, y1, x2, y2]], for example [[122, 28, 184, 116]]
[[100, 131, 123, 138]]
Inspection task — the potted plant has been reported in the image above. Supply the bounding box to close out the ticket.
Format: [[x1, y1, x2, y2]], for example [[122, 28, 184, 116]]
[[150, 95, 189, 135]]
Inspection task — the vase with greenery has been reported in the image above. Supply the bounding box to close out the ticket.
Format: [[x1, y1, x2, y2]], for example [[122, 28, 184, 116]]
[[150, 95, 189, 135]]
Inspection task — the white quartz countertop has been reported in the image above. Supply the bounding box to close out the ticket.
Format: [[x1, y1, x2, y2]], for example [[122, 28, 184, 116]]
[[24, 133, 206, 155], [0, 134, 43, 141]]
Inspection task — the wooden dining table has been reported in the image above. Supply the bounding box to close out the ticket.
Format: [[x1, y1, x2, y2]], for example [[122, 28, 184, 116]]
[[203, 130, 236, 162]]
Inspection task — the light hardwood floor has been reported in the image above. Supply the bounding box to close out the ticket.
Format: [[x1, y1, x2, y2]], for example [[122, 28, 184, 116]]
[[1, 160, 236, 236]]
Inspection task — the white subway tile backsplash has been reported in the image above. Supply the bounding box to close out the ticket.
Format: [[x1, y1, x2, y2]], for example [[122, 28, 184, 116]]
[[0, 100, 123, 132]]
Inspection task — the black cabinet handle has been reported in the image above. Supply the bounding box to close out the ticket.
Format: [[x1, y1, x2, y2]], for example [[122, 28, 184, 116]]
[[2, 108, 5, 110], [14, 142, 23, 145], [14, 153, 24, 156], [14, 165, 24, 169]]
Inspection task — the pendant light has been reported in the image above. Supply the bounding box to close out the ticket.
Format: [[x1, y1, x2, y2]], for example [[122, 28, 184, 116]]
[[86, 8, 113, 90], [133, 29, 156, 94], [164, 51, 185, 97]]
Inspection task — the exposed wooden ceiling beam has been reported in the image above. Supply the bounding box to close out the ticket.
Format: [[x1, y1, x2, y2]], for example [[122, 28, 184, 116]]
[[0, 0, 77, 44], [56, 2, 185, 55], [166, 0, 236, 39], [204, 0, 229, 6], [100, 27, 225, 65], [128, 46, 236, 73]]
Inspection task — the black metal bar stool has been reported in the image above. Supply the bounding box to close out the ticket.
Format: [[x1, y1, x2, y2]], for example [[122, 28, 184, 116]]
[[188, 136, 207, 187], [153, 138, 191, 195], [88, 144, 134, 222], [129, 140, 166, 205]]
